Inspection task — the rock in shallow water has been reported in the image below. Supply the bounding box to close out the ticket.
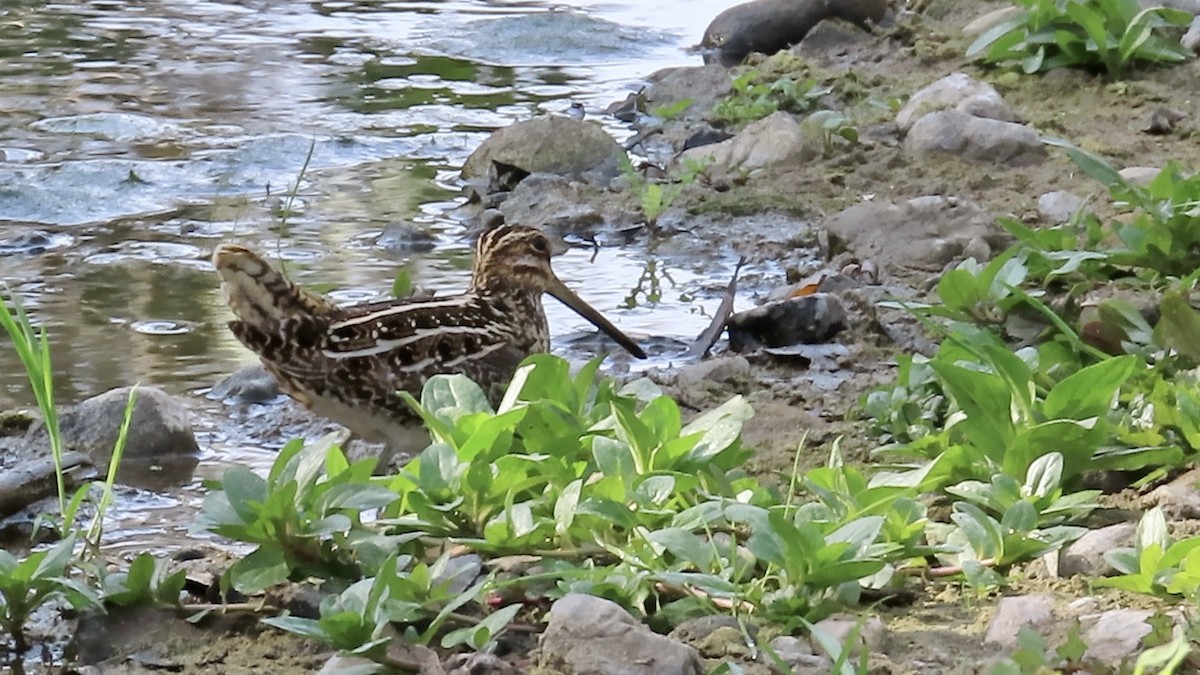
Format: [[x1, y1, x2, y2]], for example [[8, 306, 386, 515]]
[[210, 364, 280, 404], [537, 594, 703, 675], [23, 386, 199, 487]]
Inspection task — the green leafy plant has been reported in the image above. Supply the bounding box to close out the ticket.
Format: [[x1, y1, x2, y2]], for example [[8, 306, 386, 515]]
[[0, 535, 102, 655], [967, 0, 1193, 79], [802, 110, 859, 154], [198, 433, 401, 593], [0, 290, 69, 518], [619, 156, 709, 227], [1098, 507, 1200, 599], [98, 552, 188, 608], [651, 98, 693, 121], [710, 70, 831, 125]]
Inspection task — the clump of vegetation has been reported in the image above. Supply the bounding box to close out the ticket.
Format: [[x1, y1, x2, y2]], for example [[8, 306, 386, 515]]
[[710, 69, 832, 125], [619, 155, 709, 228], [967, 0, 1193, 79], [0, 292, 174, 673]]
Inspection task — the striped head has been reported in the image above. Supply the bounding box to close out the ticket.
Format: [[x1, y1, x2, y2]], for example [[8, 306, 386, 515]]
[[469, 225, 557, 293], [469, 225, 647, 359]]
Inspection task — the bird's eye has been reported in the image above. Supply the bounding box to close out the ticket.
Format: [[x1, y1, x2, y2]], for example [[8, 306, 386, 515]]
[[531, 237, 548, 253]]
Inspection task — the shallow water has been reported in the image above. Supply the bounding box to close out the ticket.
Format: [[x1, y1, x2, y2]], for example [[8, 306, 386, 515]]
[[0, 0, 750, 404], [0, 0, 754, 546]]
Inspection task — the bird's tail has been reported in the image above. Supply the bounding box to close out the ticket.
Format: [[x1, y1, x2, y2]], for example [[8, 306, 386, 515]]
[[212, 245, 338, 327]]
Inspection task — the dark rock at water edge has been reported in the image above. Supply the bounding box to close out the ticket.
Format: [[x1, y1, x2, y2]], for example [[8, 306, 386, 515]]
[[377, 221, 437, 254], [727, 294, 848, 352], [0, 451, 93, 518], [461, 117, 627, 184], [701, 0, 889, 66]]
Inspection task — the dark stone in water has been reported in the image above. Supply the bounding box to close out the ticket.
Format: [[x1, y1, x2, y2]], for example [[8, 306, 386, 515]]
[[210, 364, 280, 404], [377, 221, 437, 254]]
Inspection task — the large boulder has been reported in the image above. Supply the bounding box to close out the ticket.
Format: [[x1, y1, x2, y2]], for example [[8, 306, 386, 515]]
[[701, 0, 888, 65], [461, 117, 626, 183]]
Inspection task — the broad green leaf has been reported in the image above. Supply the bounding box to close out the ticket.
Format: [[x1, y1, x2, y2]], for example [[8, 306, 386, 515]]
[[1156, 292, 1200, 362], [929, 362, 1012, 459], [231, 547, 290, 594], [647, 528, 715, 569], [318, 484, 400, 512], [1043, 355, 1136, 421], [1024, 453, 1063, 499], [222, 468, 268, 522], [1136, 507, 1170, 554]]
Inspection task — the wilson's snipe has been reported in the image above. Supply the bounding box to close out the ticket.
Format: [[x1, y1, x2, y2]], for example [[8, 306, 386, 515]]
[[213, 225, 646, 465]]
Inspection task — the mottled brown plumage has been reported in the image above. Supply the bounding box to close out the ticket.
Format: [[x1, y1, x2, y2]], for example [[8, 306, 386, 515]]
[[213, 225, 645, 464]]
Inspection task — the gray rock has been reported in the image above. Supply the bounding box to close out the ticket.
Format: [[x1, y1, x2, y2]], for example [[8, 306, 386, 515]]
[[1059, 523, 1137, 577], [904, 110, 1045, 166], [896, 73, 1018, 133], [443, 652, 518, 675], [985, 595, 1056, 647], [209, 364, 280, 404], [1145, 466, 1200, 518], [1118, 166, 1162, 185], [811, 614, 887, 659], [727, 294, 848, 352], [27, 386, 198, 466], [675, 356, 752, 389], [1037, 190, 1086, 224], [1082, 609, 1154, 665], [1184, 16, 1200, 53], [670, 615, 756, 643], [822, 196, 1003, 273], [1065, 597, 1100, 617], [765, 635, 830, 673], [0, 229, 73, 255], [479, 208, 505, 229], [537, 594, 704, 675], [461, 117, 626, 183], [680, 111, 816, 175], [644, 64, 734, 121], [498, 174, 605, 236]]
